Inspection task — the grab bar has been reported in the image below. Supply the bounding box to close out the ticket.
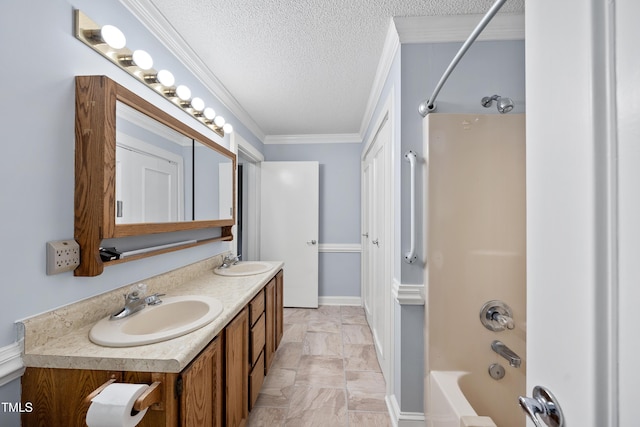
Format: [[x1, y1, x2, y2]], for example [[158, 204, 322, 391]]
[[404, 151, 417, 264]]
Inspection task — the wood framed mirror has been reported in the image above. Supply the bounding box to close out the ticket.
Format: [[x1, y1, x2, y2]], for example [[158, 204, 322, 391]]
[[75, 75, 236, 276]]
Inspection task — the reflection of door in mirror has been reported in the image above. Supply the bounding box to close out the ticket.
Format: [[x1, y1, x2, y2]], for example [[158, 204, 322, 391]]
[[115, 141, 183, 224], [116, 102, 190, 224]]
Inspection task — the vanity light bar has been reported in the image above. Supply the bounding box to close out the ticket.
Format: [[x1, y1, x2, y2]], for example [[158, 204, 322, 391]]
[[73, 10, 232, 137]]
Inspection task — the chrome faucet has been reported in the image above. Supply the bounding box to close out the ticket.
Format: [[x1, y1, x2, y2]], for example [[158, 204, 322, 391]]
[[491, 340, 521, 368], [220, 254, 241, 269], [110, 290, 165, 320]]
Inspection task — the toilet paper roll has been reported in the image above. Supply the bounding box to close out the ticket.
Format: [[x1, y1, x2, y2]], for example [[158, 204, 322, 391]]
[[86, 383, 149, 427]]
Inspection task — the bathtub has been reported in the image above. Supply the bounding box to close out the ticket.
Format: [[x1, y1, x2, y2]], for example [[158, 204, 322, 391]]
[[426, 371, 497, 427]]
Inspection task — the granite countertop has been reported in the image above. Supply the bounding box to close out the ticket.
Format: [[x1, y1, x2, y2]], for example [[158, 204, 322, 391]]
[[19, 257, 283, 373]]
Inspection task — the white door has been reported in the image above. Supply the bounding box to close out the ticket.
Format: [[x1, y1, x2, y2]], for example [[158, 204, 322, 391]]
[[260, 161, 319, 308], [361, 157, 373, 318], [362, 115, 392, 381], [525, 1, 630, 425]]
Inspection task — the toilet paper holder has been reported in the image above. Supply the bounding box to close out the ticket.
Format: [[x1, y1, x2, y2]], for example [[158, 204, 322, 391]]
[[85, 378, 163, 412]]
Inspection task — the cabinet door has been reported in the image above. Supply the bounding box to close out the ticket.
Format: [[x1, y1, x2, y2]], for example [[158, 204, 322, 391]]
[[225, 307, 249, 427], [180, 337, 223, 427], [276, 270, 284, 347], [265, 278, 276, 373]]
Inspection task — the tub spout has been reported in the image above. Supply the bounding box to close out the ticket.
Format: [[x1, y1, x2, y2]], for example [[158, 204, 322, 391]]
[[491, 340, 521, 368]]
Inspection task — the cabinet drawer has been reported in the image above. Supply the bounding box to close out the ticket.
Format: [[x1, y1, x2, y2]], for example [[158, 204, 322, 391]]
[[250, 313, 266, 367], [249, 290, 265, 326], [249, 351, 265, 410]]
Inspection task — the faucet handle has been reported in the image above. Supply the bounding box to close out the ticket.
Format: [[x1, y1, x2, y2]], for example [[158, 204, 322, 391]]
[[480, 300, 515, 332], [145, 293, 165, 306], [494, 313, 515, 330]]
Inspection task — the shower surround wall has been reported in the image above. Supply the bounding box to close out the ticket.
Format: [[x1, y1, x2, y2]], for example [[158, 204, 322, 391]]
[[423, 114, 526, 427]]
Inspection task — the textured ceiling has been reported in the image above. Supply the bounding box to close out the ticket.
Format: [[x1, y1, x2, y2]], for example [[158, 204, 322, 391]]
[[146, 0, 525, 138]]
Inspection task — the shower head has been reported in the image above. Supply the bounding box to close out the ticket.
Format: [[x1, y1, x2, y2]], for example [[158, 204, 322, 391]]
[[481, 94, 514, 114]]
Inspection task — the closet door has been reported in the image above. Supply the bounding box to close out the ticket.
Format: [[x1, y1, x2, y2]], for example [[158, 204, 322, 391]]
[[361, 116, 392, 381]]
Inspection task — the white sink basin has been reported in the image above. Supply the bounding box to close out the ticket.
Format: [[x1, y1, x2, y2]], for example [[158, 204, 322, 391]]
[[214, 261, 273, 277], [89, 295, 223, 347]]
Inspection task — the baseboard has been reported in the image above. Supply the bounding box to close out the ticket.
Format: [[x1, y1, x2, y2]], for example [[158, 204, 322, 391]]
[[0, 341, 24, 387], [318, 296, 362, 306], [387, 394, 426, 427]]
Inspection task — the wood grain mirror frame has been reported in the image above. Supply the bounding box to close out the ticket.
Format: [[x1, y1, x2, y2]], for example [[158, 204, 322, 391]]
[[74, 75, 236, 276]]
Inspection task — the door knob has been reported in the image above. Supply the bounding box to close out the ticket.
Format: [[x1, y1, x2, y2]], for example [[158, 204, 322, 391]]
[[307, 240, 317, 245], [372, 239, 379, 246], [519, 385, 565, 427]]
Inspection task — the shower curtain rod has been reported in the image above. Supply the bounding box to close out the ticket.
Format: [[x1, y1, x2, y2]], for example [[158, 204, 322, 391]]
[[418, 0, 508, 117]]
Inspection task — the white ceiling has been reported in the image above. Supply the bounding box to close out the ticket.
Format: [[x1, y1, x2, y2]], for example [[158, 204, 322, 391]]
[[126, 0, 525, 140]]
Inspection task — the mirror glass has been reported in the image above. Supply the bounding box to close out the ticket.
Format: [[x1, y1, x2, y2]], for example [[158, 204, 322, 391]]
[[116, 102, 233, 224]]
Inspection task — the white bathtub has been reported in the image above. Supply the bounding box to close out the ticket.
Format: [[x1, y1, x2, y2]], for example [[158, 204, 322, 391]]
[[426, 371, 497, 427]]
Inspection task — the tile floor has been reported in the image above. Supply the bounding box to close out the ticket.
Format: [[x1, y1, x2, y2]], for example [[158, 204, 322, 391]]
[[248, 305, 392, 427]]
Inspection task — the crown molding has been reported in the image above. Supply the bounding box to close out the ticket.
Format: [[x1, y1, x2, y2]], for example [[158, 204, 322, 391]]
[[264, 133, 362, 145], [358, 19, 401, 139], [394, 13, 525, 44], [119, 0, 266, 142]]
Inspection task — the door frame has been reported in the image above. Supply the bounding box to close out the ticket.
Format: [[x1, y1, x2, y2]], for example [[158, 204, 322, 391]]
[[232, 132, 264, 261], [361, 90, 396, 396]]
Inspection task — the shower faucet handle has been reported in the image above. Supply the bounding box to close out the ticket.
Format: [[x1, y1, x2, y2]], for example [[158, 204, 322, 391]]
[[494, 312, 515, 330], [480, 300, 515, 332]]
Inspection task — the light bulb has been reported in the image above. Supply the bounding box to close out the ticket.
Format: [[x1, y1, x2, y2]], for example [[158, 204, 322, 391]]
[[144, 69, 175, 87], [156, 70, 175, 87], [100, 25, 126, 49], [190, 97, 205, 112], [223, 123, 233, 134], [213, 116, 225, 127], [131, 50, 153, 70], [175, 85, 191, 101], [203, 107, 216, 121], [119, 50, 153, 69]]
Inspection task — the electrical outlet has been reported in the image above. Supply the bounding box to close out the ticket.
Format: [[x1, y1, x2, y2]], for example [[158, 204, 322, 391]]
[[46, 240, 80, 275]]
